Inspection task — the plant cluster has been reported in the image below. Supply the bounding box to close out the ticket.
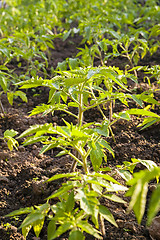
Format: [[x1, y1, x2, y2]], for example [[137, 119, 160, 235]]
[[1, 0, 160, 239]]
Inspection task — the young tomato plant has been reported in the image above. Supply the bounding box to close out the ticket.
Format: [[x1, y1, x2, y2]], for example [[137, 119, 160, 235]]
[[5, 65, 141, 239], [0, 65, 27, 114], [6, 171, 128, 239]]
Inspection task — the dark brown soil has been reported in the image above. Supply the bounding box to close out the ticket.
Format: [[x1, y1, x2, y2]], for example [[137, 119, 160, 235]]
[[0, 36, 160, 240]]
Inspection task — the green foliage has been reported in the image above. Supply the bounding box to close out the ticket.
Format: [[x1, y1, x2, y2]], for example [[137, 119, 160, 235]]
[[0, 65, 28, 114], [3, 0, 160, 239], [7, 172, 128, 239], [1, 129, 19, 151], [126, 167, 160, 225]]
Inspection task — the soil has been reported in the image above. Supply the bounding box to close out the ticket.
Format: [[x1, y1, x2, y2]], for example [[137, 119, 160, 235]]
[[0, 36, 160, 240]]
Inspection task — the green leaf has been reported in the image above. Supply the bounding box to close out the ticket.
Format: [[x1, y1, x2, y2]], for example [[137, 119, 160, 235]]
[[47, 172, 78, 182], [57, 61, 67, 71], [0, 76, 7, 93], [94, 123, 109, 137], [47, 219, 56, 240], [23, 136, 48, 147], [69, 230, 85, 240], [140, 160, 157, 171], [109, 30, 120, 40], [98, 205, 118, 227], [92, 173, 120, 185], [138, 118, 159, 130], [4, 129, 18, 138], [68, 58, 79, 70], [98, 139, 115, 157], [22, 225, 32, 239], [30, 104, 54, 116], [80, 195, 96, 215], [7, 138, 19, 151], [99, 69, 128, 91], [103, 194, 126, 204], [89, 142, 103, 171], [5, 207, 33, 217], [131, 95, 143, 107], [47, 185, 74, 200], [117, 170, 132, 181], [63, 29, 72, 41], [49, 222, 72, 239], [18, 123, 53, 139], [147, 184, 160, 225], [77, 221, 102, 239], [64, 77, 86, 87], [39, 143, 59, 155], [65, 191, 75, 213], [20, 212, 45, 229], [33, 217, 45, 237], [113, 112, 131, 121], [68, 102, 79, 107], [130, 181, 148, 224], [14, 91, 27, 102], [7, 92, 14, 105], [127, 109, 160, 118]]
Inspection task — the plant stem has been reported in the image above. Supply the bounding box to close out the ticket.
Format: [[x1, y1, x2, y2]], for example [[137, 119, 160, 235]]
[[109, 100, 113, 121], [78, 88, 83, 127], [0, 98, 5, 115], [99, 214, 106, 237], [70, 85, 84, 172], [68, 151, 83, 166]]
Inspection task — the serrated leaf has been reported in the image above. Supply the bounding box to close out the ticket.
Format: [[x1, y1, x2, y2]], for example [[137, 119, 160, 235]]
[[4, 129, 18, 138], [18, 123, 53, 139], [113, 112, 131, 120], [103, 194, 126, 204], [20, 213, 44, 229], [127, 109, 160, 118], [94, 123, 109, 137], [5, 207, 34, 217], [99, 205, 118, 227], [98, 139, 115, 157], [77, 221, 102, 239]]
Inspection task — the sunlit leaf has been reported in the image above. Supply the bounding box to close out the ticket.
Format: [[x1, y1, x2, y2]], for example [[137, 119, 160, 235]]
[[147, 184, 160, 226], [99, 205, 118, 227], [69, 230, 85, 240]]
